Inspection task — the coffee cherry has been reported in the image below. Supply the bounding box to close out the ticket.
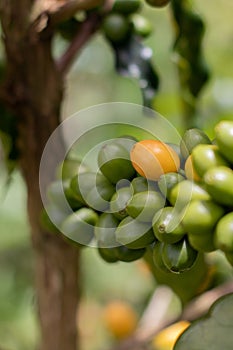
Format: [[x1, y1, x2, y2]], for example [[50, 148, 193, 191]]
[[180, 128, 211, 160], [130, 140, 180, 181], [116, 245, 146, 262], [192, 144, 229, 177], [95, 213, 119, 248], [102, 14, 130, 42], [131, 177, 158, 193], [61, 208, 98, 246], [158, 172, 185, 198], [98, 142, 135, 184], [203, 166, 233, 207], [145, 0, 170, 8], [182, 200, 224, 235], [113, 0, 142, 14], [162, 238, 198, 273], [188, 231, 215, 253], [126, 190, 165, 222], [215, 120, 233, 164], [153, 207, 185, 244], [152, 241, 170, 273], [98, 247, 119, 263], [214, 213, 233, 253], [110, 187, 133, 220], [70, 172, 115, 210], [168, 180, 210, 208], [115, 216, 155, 249], [56, 158, 89, 181], [130, 14, 153, 38]]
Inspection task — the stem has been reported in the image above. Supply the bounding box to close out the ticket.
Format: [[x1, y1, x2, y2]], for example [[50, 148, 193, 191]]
[[57, 12, 101, 75]]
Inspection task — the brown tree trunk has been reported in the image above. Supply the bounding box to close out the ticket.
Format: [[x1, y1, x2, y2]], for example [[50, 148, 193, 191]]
[[0, 2, 80, 350]]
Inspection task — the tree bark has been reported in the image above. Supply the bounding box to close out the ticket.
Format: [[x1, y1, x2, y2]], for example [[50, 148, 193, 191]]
[[0, 2, 80, 350]]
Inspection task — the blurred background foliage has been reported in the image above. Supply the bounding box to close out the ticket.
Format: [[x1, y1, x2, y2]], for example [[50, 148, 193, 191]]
[[0, 0, 233, 349]]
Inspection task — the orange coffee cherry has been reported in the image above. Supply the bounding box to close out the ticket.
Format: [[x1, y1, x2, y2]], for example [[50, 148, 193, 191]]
[[130, 140, 180, 181]]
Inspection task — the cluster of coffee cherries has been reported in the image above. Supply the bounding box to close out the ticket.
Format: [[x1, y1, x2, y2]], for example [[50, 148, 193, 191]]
[[42, 120, 233, 274], [102, 0, 171, 44]]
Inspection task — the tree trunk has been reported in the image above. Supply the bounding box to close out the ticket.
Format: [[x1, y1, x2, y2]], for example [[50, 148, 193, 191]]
[[0, 2, 80, 350]]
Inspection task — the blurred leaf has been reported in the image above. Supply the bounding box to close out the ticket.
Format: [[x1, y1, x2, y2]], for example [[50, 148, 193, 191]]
[[108, 35, 159, 107], [175, 293, 233, 350]]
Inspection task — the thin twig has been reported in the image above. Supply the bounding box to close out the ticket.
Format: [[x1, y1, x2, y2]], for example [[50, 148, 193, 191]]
[[56, 12, 101, 75], [136, 286, 175, 341], [56, 0, 114, 74], [181, 280, 233, 321]]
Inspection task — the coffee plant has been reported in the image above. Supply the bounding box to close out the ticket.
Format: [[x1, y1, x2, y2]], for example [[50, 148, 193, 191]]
[[0, 1, 232, 350]]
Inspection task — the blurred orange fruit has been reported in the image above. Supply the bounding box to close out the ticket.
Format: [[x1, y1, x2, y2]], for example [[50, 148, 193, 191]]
[[103, 300, 138, 339], [152, 320, 190, 350]]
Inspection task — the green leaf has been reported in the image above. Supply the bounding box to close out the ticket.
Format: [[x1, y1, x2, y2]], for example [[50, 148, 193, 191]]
[[175, 293, 233, 350]]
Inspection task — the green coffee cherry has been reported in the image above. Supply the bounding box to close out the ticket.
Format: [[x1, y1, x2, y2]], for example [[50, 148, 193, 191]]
[[70, 172, 115, 209], [126, 190, 165, 222], [188, 231, 215, 253], [47, 180, 83, 210], [98, 142, 135, 184], [145, 0, 170, 7], [110, 187, 133, 220], [168, 180, 210, 208], [102, 13, 130, 42], [43, 202, 70, 230], [98, 247, 119, 263], [113, 0, 142, 14], [61, 208, 99, 246], [180, 128, 211, 160], [158, 172, 185, 198], [56, 158, 89, 181], [47, 180, 67, 208], [40, 207, 60, 234], [152, 207, 185, 244], [131, 176, 158, 193], [130, 14, 153, 38], [203, 166, 233, 207], [192, 144, 229, 177], [64, 184, 83, 210], [162, 238, 198, 274], [214, 213, 233, 253], [182, 200, 224, 235], [215, 120, 233, 164], [152, 241, 170, 273], [115, 216, 155, 249], [117, 245, 145, 262], [94, 213, 119, 248]]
